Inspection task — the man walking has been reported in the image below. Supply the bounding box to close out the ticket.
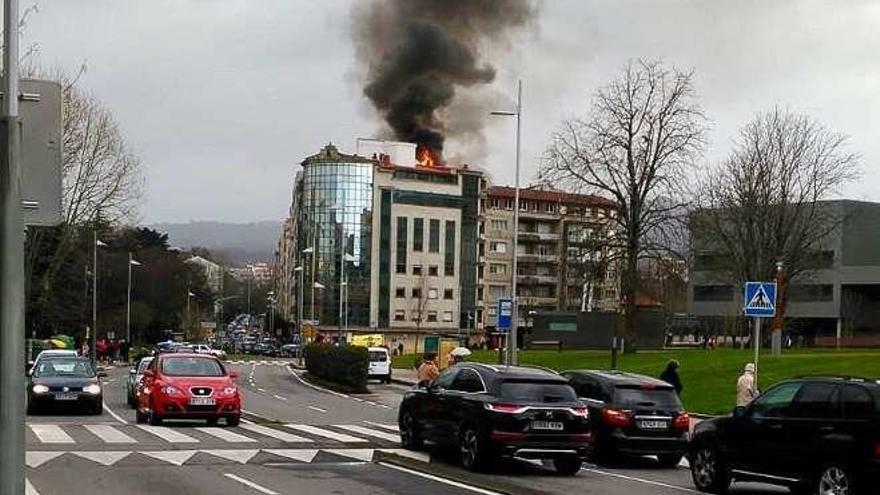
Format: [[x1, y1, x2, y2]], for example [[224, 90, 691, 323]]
[[660, 359, 683, 395], [736, 363, 759, 407], [417, 353, 439, 387]]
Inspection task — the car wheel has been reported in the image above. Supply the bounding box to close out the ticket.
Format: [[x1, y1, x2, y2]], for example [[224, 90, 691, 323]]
[[690, 445, 730, 494], [817, 465, 854, 495], [226, 415, 240, 427], [460, 425, 490, 472], [135, 408, 147, 424], [91, 402, 104, 415], [553, 456, 583, 476], [399, 410, 424, 450], [148, 401, 163, 426], [657, 453, 684, 468]]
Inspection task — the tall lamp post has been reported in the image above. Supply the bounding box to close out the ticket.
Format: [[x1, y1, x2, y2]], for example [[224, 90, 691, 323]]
[[491, 79, 523, 366], [186, 290, 195, 338], [302, 247, 315, 320], [126, 252, 142, 347], [267, 291, 276, 338], [294, 265, 304, 334], [91, 234, 107, 366]]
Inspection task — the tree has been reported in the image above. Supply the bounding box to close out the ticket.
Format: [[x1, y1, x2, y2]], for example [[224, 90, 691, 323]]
[[410, 271, 431, 332], [564, 222, 614, 312], [541, 59, 707, 355], [692, 108, 859, 342]]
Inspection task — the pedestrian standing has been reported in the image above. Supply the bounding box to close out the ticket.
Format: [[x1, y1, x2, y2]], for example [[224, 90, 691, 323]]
[[416, 353, 439, 386], [736, 363, 759, 407], [660, 359, 683, 395]]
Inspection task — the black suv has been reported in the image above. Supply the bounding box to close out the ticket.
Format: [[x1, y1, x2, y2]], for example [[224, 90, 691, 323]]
[[690, 377, 880, 495], [398, 363, 592, 474], [563, 370, 690, 466]]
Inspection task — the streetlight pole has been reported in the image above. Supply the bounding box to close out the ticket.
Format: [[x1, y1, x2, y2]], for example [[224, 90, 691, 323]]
[[92, 232, 106, 366], [491, 79, 522, 366], [0, 0, 25, 490], [127, 253, 142, 346], [294, 266, 304, 335]]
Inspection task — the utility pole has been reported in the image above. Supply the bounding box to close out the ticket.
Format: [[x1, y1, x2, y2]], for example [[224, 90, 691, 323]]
[[0, 0, 25, 491]]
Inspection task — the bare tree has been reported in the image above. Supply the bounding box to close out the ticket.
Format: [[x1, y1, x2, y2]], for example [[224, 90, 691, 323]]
[[410, 271, 431, 332], [541, 59, 707, 354], [692, 107, 860, 333]]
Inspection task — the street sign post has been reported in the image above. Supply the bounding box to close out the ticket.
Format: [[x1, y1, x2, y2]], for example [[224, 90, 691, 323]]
[[743, 281, 777, 387]]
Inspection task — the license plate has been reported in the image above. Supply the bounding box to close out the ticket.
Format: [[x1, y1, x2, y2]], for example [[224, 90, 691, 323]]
[[54, 393, 78, 401], [189, 397, 215, 406], [637, 420, 669, 430], [530, 420, 564, 431]]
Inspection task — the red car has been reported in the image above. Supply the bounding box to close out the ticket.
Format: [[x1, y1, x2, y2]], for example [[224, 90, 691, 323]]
[[136, 353, 241, 426]]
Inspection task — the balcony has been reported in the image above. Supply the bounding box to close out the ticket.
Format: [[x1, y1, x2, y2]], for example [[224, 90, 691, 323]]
[[519, 296, 558, 307], [517, 231, 559, 243], [517, 274, 558, 285], [517, 253, 558, 263]]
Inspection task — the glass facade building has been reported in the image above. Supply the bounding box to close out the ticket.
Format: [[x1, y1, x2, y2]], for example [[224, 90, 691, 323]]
[[297, 144, 374, 328]]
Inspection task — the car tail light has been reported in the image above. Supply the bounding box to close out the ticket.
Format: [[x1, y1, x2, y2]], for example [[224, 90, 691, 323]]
[[569, 407, 590, 418], [601, 408, 632, 428], [485, 403, 528, 414], [874, 441, 880, 458], [674, 413, 691, 431]]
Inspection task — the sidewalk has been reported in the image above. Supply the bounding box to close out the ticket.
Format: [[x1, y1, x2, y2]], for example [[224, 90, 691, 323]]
[[391, 367, 418, 386]]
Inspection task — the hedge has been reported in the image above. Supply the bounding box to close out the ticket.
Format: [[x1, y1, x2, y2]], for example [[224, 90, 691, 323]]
[[304, 343, 369, 392]]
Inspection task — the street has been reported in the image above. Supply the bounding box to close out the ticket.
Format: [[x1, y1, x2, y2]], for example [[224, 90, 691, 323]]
[[24, 361, 786, 495]]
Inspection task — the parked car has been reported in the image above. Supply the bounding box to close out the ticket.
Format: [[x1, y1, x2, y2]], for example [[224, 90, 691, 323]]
[[27, 357, 105, 415], [28, 349, 78, 375], [192, 344, 226, 360], [254, 342, 277, 357], [689, 377, 880, 495], [562, 370, 690, 467], [368, 347, 392, 383], [279, 344, 301, 358], [398, 363, 592, 474], [127, 356, 154, 407], [136, 353, 241, 426]]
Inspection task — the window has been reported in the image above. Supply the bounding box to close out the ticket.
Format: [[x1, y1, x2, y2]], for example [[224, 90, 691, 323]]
[[788, 284, 834, 302], [396, 217, 407, 274], [490, 263, 507, 275], [504, 199, 514, 210], [394, 310, 406, 321], [842, 385, 875, 419], [428, 288, 438, 299], [477, 287, 484, 301], [413, 218, 424, 252], [427, 311, 438, 322], [545, 203, 556, 213], [490, 241, 507, 253], [693, 285, 734, 302], [478, 265, 484, 278], [790, 382, 839, 419], [433, 368, 458, 389], [429, 219, 440, 252], [428, 265, 439, 277], [412, 265, 423, 276], [395, 287, 406, 298], [444, 220, 456, 276], [752, 382, 803, 418], [488, 307, 497, 317], [443, 311, 454, 322], [490, 198, 500, 209], [489, 285, 507, 299], [444, 289, 454, 300], [450, 369, 484, 393], [569, 376, 604, 401], [499, 381, 576, 403], [490, 219, 508, 230], [411, 287, 422, 299]]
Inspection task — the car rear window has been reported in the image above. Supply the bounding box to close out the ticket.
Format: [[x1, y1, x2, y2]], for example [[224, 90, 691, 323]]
[[369, 351, 388, 362], [614, 387, 682, 410], [162, 357, 225, 377], [498, 381, 577, 403]]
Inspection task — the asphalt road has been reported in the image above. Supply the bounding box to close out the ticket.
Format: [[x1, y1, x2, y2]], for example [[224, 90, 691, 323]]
[[24, 360, 786, 495]]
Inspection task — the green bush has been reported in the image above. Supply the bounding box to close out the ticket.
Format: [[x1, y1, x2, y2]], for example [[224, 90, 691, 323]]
[[304, 343, 369, 392]]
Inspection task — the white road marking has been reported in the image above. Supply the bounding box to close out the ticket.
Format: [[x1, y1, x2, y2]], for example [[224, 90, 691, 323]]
[[378, 448, 430, 463], [141, 450, 197, 466], [72, 450, 132, 466], [363, 421, 399, 432], [379, 462, 507, 495], [285, 424, 368, 443], [240, 418, 255, 424], [223, 473, 279, 495], [272, 394, 288, 401], [25, 478, 40, 495], [84, 424, 136, 443], [257, 388, 267, 392], [103, 401, 128, 425], [203, 449, 259, 464], [323, 448, 375, 462], [239, 423, 313, 443], [137, 425, 200, 443], [307, 405, 327, 413], [29, 424, 74, 444], [26, 451, 64, 468], [286, 367, 351, 399], [581, 467, 701, 493], [334, 424, 400, 443], [241, 409, 275, 423], [195, 427, 257, 443], [263, 448, 318, 463]]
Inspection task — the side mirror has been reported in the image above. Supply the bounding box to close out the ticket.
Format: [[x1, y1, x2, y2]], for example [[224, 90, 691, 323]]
[[733, 406, 748, 419], [98, 371, 108, 378]]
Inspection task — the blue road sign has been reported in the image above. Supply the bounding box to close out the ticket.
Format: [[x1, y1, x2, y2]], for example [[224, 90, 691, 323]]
[[743, 282, 777, 318], [497, 298, 512, 332]]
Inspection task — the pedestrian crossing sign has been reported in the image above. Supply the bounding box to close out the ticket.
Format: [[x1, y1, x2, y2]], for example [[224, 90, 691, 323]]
[[743, 281, 777, 317]]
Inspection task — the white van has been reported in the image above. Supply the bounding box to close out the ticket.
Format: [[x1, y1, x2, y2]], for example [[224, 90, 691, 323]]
[[367, 347, 391, 383]]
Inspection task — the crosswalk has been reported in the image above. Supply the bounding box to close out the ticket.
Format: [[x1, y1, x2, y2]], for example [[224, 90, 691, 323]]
[[27, 421, 401, 449]]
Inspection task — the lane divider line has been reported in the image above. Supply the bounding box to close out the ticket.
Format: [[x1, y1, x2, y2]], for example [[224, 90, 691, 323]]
[[103, 401, 128, 425], [378, 462, 506, 495], [307, 406, 327, 413], [580, 467, 700, 494], [223, 473, 279, 495]]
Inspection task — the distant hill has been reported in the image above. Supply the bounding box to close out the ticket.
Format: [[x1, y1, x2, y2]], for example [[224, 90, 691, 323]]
[[148, 221, 280, 266]]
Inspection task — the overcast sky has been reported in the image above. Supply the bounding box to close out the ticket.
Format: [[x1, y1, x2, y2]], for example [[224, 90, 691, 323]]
[[22, 0, 880, 223]]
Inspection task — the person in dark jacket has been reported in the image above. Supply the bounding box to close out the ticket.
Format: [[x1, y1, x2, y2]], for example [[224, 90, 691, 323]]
[[660, 359, 683, 395]]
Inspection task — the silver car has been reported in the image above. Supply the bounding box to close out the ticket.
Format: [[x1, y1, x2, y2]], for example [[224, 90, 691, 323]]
[[127, 356, 153, 407]]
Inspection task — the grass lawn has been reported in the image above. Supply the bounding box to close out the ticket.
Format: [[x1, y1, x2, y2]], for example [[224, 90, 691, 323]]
[[395, 348, 880, 415]]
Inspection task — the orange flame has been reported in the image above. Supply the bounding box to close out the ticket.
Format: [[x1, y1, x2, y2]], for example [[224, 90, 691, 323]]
[[416, 146, 441, 168]]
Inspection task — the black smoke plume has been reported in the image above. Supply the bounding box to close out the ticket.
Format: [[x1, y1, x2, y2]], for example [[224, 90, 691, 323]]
[[354, 0, 535, 157]]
